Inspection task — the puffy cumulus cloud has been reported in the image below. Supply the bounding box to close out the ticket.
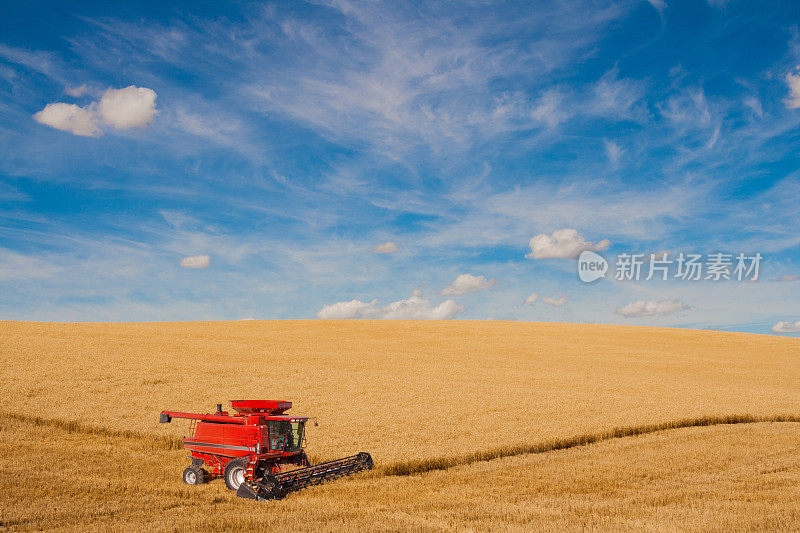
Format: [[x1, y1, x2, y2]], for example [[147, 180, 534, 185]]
[[180, 254, 210, 269], [33, 103, 101, 137], [772, 320, 800, 333], [526, 229, 610, 260], [97, 86, 158, 129], [370, 241, 398, 253], [33, 85, 157, 136], [317, 299, 379, 319], [525, 292, 567, 307], [440, 273, 495, 296], [317, 290, 463, 319], [383, 291, 463, 319], [785, 69, 800, 109], [615, 299, 689, 318]]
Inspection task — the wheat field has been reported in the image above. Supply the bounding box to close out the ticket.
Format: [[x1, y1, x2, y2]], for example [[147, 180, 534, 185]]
[[1, 320, 799, 531]]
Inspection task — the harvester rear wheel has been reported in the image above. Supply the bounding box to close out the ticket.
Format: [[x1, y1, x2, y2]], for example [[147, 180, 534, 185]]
[[224, 458, 246, 491], [183, 465, 206, 485]]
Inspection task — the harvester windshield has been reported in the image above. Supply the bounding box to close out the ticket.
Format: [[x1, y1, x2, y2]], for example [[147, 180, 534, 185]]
[[268, 420, 305, 452]]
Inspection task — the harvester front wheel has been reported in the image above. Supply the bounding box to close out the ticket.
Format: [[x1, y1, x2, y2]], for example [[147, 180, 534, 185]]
[[224, 458, 246, 491], [183, 465, 206, 485]]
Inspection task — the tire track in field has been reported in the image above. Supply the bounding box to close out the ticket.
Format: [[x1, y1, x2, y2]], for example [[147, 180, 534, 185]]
[[379, 414, 800, 476], [3, 411, 799, 478], [0, 411, 184, 450]]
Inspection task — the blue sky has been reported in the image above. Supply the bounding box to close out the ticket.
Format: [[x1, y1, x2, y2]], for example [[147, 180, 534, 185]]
[[1, 0, 799, 334]]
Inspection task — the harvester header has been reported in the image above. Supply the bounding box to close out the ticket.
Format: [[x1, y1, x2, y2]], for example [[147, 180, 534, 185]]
[[159, 400, 373, 500]]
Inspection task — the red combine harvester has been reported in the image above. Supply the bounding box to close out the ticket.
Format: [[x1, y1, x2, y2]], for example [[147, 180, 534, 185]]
[[159, 400, 373, 500]]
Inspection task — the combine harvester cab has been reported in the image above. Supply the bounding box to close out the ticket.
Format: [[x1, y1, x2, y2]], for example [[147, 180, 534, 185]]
[[159, 400, 373, 500]]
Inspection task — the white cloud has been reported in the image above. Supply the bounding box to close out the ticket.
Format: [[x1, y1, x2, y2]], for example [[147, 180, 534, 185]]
[[33, 85, 157, 136], [174, 108, 240, 142], [615, 299, 689, 318], [64, 84, 89, 97], [778, 275, 799, 282], [525, 229, 611, 260], [784, 69, 800, 109], [316, 299, 380, 319], [370, 241, 398, 253], [98, 86, 157, 129], [525, 292, 567, 307], [236, 2, 627, 156], [440, 273, 495, 296], [530, 90, 568, 128], [659, 88, 712, 125], [382, 291, 463, 319], [33, 103, 101, 137], [706, 125, 720, 149], [592, 69, 646, 121], [743, 96, 763, 118], [180, 254, 210, 268], [646, 0, 667, 13], [0, 249, 61, 280], [317, 290, 463, 319], [771, 320, 800, 333], [541, 294, 568, 307], [604, 139, 624, 166]]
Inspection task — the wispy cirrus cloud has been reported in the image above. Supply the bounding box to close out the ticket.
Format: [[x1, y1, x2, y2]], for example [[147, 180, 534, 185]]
[[604, 139, 624, 166], [370, 241, 398, 254]]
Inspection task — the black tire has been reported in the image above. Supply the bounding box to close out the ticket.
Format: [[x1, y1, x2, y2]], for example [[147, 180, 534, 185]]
[[182, 465, 206, 485], [224, 458, 246, 491]]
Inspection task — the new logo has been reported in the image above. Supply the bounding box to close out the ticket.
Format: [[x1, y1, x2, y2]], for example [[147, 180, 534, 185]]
[[578, 250, 608, 283]]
